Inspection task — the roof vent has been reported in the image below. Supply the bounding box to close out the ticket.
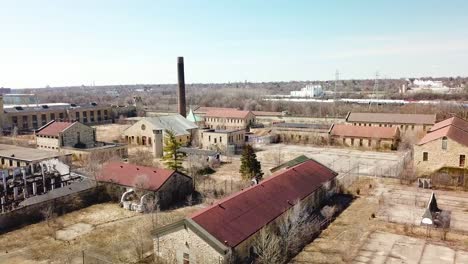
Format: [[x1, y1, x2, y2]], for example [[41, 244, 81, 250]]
[[153, 171, 157, 173], [136, 168, 140, 170], [14, 106, 23, 110], [218, 204, 225, 209], [41, 105, 49, 109], [120, 165, 123, 168], [71, 103, 77, 107], [91, 102, 97, 106]]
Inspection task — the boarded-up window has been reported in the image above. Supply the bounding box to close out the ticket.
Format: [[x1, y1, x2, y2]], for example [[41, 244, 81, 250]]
[[423, 152, 428, 161], [460, 155, 466, 167], [442, 137, 448, 150]]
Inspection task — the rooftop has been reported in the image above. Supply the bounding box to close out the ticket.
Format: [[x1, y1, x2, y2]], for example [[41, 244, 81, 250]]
[[346, 112, 436, 125], [97, 162, 190, 191], [193, 106, 239, 114], [130, 115, 197, 136], [36, 121, 76, 136], [0, 144, 67, 162], [189, 159, 337, 248], [330, 124, 399, 139], [204, 109, 252, 119], [417, 116, 468, 147]]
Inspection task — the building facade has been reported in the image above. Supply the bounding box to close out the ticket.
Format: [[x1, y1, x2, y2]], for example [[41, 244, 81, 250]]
[[329, 124, 400, 150], [153, 159, 338, 264], [414, 117, 468, 176], [203, 109, 255, 130], [35, 121, 127, 160], [199, 129, 246, 154], [345, 112, 436, 138], [122, 115, 198, 157]]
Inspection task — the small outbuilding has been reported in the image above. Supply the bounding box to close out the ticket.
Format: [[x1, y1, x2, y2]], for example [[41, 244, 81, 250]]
[[97, 162, 193, 211]]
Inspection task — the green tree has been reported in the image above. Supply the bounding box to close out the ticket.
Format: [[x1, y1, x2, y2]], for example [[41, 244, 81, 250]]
[[239, 145, 263, 181], [162, 129, 184, 171]]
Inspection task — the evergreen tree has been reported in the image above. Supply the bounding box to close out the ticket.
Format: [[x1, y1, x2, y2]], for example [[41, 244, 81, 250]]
[[239, 145, 263, 181], [162, 129, 184, 171]]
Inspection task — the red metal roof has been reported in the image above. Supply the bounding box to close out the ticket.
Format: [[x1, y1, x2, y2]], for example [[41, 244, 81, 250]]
[[194, 107, 239, 114], [418, 117, 468, 147], [204, 109, 252, 119], [429, 116, 468, 133], [36, 121, 75, 136], [97, 162, 179, 191], [330, 124, 398, 139], [190, 159, 337, 248]]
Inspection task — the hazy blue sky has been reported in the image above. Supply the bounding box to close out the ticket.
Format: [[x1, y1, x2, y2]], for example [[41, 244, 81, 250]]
[[1, 0, 468, 88]]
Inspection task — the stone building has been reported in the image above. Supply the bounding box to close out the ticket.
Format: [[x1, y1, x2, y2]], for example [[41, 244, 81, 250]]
[[199, 129, 246, 154], [345, 112, 436, 138], [203, 109, 255, 130], [414, 116, 468, 176], [1, 100, 113, 132], [35, 120, 127, 160], [152, 159, 338, 263], [329, 124, 400, 150], [97, 162, 193, 210], [271, 123, 331, 144], [122, 115, 198, 158]]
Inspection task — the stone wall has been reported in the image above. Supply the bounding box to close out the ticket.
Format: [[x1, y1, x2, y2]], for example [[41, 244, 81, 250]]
[[62, 122, 95, 148], [199, 130, 245, 153], [204, 113, 255, 130], [155, 224, 225, 264], [36, 135, 60, 150], [414, 138, 467, 176]]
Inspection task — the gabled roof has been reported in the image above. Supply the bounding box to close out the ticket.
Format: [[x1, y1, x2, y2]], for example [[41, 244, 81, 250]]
[[417, 116, 468, 147], [97, 162, 189, 191], [346, 112, 436, 125], [132, 114, 197, 136], [193, 106, 239, 114], [36, 121, 75, 136], [429, 116, 468, 132], [189, 159, 337, 248], [204, 109, 252, 119], [330, 124, 398, 139]]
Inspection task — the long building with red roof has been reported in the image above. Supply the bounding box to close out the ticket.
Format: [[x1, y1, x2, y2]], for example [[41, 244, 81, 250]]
[[329, 124, 400, 150], [414, 116, 468, 176], [152, 159, 338, 263]]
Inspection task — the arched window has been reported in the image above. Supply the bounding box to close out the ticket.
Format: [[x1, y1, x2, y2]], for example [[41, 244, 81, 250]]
[[442, 136, 448, 150]]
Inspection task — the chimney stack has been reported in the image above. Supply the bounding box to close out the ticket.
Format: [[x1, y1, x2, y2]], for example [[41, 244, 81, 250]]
[[177, 57, 187, 117]]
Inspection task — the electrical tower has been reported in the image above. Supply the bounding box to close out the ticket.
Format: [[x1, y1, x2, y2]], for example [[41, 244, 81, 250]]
[[370, 71, 379, 109]]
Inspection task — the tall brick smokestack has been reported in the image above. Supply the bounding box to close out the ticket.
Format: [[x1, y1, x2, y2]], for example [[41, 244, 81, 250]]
[[177, 56, 186, 117]]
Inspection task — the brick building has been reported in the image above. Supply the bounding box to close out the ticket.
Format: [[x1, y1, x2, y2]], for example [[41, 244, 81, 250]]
[[152, 159, 338, 263], [414, 116, 468, 176], [345, 112, 436, 138], [329, 124, 400, 150]]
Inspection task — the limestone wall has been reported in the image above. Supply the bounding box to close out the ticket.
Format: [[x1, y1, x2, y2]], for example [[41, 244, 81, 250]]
[[414, 138, 467, 176]]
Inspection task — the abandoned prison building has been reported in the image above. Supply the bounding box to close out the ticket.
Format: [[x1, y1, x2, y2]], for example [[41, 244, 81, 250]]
[[329, 124, 400, 150], [153, 159, 338, 264], [414, 116, 468, 180], [345, 112, 436, 138], [122, 115, 198, 158], [35, 120, 127, 160], [97, 162, 193, 211]]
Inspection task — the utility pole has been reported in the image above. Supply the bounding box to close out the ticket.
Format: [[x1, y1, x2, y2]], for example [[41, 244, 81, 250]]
[[333, 69, 339, 118]]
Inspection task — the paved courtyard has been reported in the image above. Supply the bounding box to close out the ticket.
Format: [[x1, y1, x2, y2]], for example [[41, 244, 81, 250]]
[[354, 231, 468, 264]]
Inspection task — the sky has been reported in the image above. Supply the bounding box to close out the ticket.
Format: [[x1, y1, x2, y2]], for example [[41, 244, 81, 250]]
[[1, 0, 468, 88]]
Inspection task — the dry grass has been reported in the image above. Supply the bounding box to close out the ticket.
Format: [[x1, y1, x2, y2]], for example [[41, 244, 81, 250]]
[[0, 203, 200, 263]]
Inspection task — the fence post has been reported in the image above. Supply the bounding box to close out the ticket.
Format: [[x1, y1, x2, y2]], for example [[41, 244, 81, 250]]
[[82, 250, 85, 264]]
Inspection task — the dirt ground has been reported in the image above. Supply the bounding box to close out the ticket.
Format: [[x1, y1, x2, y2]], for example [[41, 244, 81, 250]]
[[93, 123, 130, 142], [291, 178, 468, 264], [0, 203, 200, 264]]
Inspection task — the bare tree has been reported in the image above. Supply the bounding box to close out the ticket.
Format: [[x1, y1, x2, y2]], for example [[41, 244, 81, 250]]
[[321, 205, 337, 224], [253, 227, 284, 264], [278, 200, 311, 257]]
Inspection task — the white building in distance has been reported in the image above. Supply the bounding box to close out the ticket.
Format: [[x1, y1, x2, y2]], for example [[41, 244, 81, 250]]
[[290, 84, 323, 98]]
